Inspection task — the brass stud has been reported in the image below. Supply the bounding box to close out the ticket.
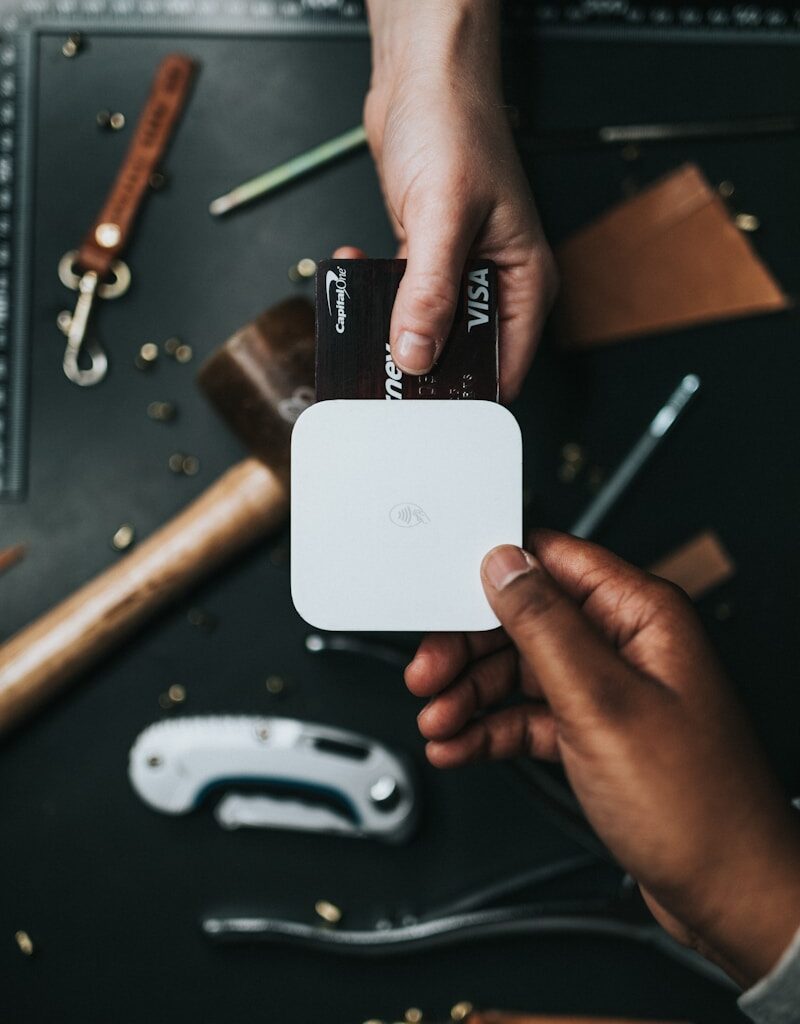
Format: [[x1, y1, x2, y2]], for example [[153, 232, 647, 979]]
[[96, 109, 112, 130], [168, 684, 186, 704], [136, 342, 159, 369], [735, 212, 760, 232], [147, 401, 176, 422], [95, 222, 121, 248], [314, 899, 342, 925], [404, 1009, 423, 1023], [61, 33, 82, 58], [289, 257, 317, 281], [265, 675, 285, 696], [181, 455, 200, 476], [174, 344, 193, 364], [111, 523, 135, 552], [718, 180, 735, 199], [109, 112, 125, 131], [450, 1002, 474, 1021], [14, 930, 34, 956], [168, 452, 185, 474], [163, 337, 181, 356]]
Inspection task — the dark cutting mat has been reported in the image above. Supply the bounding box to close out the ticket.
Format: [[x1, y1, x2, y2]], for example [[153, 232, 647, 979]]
[[2, 22, 799, 1023]]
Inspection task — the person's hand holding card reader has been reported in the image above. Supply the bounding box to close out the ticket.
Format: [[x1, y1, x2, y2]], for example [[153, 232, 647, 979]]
[[290, 259, 522, 632]]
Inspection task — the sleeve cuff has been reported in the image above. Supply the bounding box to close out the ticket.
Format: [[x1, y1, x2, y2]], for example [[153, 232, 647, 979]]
[[738, 921, 800, 1024]]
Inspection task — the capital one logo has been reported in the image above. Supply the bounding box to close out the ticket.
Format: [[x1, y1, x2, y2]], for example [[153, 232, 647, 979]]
[[326, 267, 349, 335]]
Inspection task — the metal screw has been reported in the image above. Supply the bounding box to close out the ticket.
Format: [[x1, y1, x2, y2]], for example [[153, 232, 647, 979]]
[[735, 212, 760, 232], [146, 755, 163, 768], [265, 675, 285, 696], [135, 342, 159, 369], [450, 1002, 474, 1021], [109, 112, 125, 131], [369, 774, 399, 808], [174, 344, 193, 364], [718, 180, 735, 199], [62, 33, 82, 58], [14, 930, 34, 956], [404, 1009, 423, 1023], [111, 523, 135, 551], [314, 900, 342, 925], [147, 401, 176, 422]]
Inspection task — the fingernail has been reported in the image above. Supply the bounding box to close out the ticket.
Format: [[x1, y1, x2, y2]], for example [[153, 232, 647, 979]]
[[395, 331, 437, 373], [483, 546, 535, 591]]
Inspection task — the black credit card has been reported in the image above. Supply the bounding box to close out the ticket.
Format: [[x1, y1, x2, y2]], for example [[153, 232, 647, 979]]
[[315, 259, 498, 401]]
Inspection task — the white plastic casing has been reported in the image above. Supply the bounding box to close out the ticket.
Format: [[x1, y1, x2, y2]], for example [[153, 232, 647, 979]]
[[290, 400, 522, 632]]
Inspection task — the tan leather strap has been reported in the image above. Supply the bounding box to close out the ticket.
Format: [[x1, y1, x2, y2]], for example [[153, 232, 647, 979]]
[[76, 53, 196, 280]]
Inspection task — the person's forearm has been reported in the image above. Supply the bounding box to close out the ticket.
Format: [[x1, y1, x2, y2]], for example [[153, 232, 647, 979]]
[[366, 0, 502, 91]]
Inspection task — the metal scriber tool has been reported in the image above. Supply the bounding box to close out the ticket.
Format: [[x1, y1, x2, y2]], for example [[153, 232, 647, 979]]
[[570, 374, 701, 540]]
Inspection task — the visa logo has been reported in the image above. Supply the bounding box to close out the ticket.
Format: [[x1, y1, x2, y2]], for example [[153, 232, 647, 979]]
[[467, 267, 490, 332]]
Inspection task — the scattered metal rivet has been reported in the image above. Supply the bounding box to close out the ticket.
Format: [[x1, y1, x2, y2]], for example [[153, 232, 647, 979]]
[[187, 607, 217, 632], [146, 755, 162, 767], [168, 453, 200, 476], [168, 684, 186, 704], [450, 1002, 474, 1022], [147, 400, 176, 422], [735, 212, 760, 232], [111, 523, 135, 551], [265, 675, 285, 696], [718, 180, 735, 199], [61, 33, 82, 58], [174, 343, 193, 364], [621, 143, 640, 161], [314, 900, 342, 925], [369, 774, 399, 807], [404, 1009, 423, 1023], [163, 336, 181, 356], [95, 222, 121, 249], [109, 112, 126, 131], [14, 930, 34, 956], [96, 109, 112, 130], [149, 171, 167, 191], [714, 600, 734, 621], [289, 257, 317, 282], [56, 310, 72, 335], [135, 342, 159, 370]]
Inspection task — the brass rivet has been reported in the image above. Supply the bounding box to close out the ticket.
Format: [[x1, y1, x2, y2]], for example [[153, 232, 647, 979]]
[[167, 684, 186, 704], [735, 212, 760, 232], [147, 401, 176, 422], [314, 900, 342, 925], [404, 1009, 423, 1023], [450, 1002, 474, 1021], [96, 109, 112, 130], [135, 342, 159, 370], [265, 675, 285, 695], [95, 222, 121, 248], [111, 523, 135, 551], [109, 112, 125, 131], [62, 33, 82, 58], [289, 257, 317, 281], [181, 455, 200, 476], [718, 180, 735, 199], [14, 930, 34, 956], [168, 452, 186, 474], [174, 344, 193, 364], [163, 336, 181, 356]]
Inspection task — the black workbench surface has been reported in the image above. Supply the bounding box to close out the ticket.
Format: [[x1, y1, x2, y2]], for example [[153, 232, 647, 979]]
[[2, 8, 799, 1021]]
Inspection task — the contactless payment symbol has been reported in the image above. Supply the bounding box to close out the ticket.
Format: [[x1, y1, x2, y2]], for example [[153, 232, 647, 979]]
[[390, 503, 430, 528]]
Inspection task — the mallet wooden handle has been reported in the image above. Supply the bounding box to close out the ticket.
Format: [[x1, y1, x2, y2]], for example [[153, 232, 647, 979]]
[[0, 458, 287, 734]]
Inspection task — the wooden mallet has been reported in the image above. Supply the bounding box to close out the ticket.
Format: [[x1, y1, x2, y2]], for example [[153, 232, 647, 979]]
[[0, 297, 315, 734]]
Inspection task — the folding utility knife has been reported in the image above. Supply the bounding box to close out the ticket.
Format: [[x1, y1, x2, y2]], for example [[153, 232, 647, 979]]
[[128, 716, 416, 843]]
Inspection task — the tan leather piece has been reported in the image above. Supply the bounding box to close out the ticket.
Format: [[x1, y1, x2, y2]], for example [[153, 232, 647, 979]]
[[77, 53, 196, 279], [554, 163, 789, 348], [648, 529, 735, 600]]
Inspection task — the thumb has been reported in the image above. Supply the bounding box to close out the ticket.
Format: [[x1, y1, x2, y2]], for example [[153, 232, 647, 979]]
[[390, 202, 478, 375], [480, 545, 635, 724]]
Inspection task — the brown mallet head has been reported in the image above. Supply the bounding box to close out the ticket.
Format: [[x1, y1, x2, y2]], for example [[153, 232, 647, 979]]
[[197, 296, 316, 483]]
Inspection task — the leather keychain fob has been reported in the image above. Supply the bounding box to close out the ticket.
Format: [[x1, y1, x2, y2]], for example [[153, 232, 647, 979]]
[[58, 53, 196, 385]]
